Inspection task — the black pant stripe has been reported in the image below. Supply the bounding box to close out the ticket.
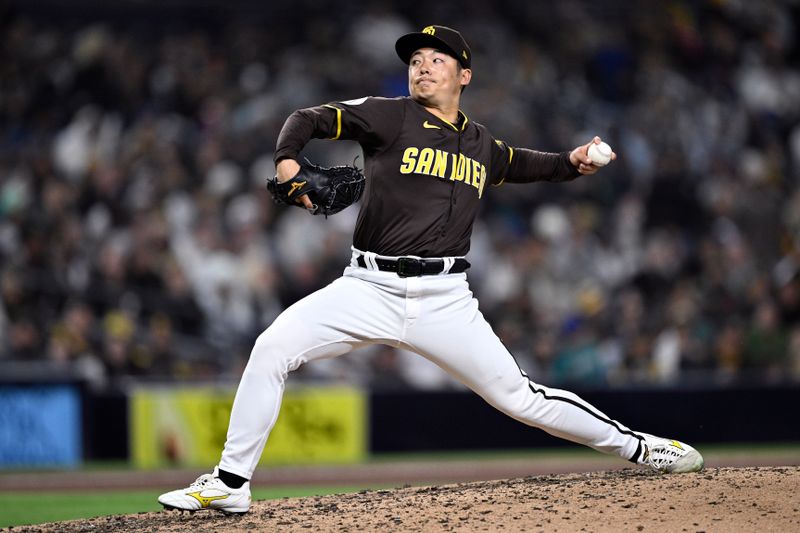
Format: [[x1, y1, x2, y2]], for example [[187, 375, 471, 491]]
[[525, 380, 644, 462], [496, 337, 644, 462]]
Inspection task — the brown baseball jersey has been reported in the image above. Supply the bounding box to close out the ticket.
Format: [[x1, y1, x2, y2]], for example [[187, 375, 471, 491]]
[[274, 96, 581, 257]]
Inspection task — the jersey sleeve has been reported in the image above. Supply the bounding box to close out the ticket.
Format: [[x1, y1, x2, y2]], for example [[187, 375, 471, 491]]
[[274, 97, 404, 163], [489, 139, 581, 185]]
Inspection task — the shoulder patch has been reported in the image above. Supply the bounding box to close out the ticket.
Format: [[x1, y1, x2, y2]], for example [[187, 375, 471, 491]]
[[340, 97, 369, 106]]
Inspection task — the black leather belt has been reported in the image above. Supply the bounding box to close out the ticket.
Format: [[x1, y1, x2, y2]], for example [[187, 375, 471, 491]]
[[356, 255, 470, 277]]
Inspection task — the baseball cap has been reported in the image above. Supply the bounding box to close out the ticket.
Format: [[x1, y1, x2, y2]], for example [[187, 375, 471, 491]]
[[395, 25, 471, 69]]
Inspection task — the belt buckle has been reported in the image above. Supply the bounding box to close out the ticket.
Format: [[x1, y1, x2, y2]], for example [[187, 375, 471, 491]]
[[396, 257, 423, 277]]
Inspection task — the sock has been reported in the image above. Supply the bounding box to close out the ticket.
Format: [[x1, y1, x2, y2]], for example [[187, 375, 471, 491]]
[[218, 469, 248, 489]]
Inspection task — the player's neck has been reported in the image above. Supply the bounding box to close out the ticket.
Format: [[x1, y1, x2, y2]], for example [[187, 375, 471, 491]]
[[422, 101, 460, 125]]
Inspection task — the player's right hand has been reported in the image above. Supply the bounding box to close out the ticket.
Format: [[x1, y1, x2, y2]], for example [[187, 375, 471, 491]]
[[569, 136, 616, 175], [276, 159, 314, 210]]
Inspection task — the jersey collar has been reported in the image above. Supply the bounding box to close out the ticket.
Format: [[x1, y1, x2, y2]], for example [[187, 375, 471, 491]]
[[411, 97, 470, 132], [440, 110, 469, 132], [425, 109, 469, 132]]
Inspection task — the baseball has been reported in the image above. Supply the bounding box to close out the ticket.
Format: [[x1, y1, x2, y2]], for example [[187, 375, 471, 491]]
[[587, 141, 613, 166]]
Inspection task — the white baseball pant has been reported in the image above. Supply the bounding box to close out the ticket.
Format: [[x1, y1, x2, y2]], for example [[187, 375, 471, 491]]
[[219, 255, 644, 479]]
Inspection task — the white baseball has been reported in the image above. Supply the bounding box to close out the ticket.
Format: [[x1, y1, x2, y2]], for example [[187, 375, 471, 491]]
[[587, 141, 613, 166]]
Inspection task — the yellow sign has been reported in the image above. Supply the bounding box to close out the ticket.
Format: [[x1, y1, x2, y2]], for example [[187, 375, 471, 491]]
[[131, 385, 367, 468]]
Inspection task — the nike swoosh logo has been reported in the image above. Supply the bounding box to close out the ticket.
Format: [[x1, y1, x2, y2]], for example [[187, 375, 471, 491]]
[[423, 121, 440, 129]]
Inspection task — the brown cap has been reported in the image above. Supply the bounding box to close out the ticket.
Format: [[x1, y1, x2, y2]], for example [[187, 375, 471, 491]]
[[395, 25, 471, 69]]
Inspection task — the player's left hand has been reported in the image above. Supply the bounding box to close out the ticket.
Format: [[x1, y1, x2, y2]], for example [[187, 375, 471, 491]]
[[276, 159, 315, 210], [570, 136, 616, 175]]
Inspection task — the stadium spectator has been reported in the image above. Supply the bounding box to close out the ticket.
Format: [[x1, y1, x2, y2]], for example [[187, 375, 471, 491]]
[[0, 0, 798, 388]]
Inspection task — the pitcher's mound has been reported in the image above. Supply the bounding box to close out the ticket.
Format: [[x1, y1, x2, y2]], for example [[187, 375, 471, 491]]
[[10, 467, 800, 532]]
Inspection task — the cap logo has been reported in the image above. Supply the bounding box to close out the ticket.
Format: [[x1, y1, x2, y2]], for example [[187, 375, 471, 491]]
[[462, 50, 468, 60], [422, 26, 436, 35]]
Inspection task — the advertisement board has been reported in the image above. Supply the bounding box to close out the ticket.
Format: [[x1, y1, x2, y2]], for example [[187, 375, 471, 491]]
[[0, 385, 82, 467], [131, 385, 366, 468]]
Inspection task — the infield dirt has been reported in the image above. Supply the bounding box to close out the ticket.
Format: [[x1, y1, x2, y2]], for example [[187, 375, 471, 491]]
[[5, 466, 798, 532]]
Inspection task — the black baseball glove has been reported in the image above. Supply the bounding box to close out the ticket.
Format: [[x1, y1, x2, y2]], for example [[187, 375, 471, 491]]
[[267, 159, 366, 217]]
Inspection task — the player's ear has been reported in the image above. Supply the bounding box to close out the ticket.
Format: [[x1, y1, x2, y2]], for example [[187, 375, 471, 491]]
[[460, 68, 472, 88]]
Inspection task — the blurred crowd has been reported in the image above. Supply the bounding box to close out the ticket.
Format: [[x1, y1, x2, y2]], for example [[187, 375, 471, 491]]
[[1, 0, 800, 390]]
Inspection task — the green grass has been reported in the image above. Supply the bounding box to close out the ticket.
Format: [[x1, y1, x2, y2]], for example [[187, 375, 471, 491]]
[[1, 442, 797, 528], [0, 486, 366, 528]]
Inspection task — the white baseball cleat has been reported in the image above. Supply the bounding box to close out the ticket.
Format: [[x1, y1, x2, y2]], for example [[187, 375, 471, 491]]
[[158, 466, 251, 514], [637, 434, 704, 474]]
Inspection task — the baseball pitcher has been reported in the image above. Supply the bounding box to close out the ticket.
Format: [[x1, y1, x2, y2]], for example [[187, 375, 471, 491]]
[[159, 25, 703, 515]]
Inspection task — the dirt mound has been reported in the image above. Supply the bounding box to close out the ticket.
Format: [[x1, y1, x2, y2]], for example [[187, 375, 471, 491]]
[[7, 467, 799, 532]]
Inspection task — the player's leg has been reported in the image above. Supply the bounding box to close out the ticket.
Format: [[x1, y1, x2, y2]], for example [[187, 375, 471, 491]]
[[160, 269, 405, 512], [219, 271, 404, 479], [402, 274, 702, 472]]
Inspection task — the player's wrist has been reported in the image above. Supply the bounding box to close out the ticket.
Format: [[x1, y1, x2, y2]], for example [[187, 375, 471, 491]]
[[276, 158, 301, 183]]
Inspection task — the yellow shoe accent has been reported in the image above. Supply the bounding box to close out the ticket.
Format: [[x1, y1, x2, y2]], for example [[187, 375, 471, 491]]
[[187, 491, 230, 508], [670, 440, 684, 450]]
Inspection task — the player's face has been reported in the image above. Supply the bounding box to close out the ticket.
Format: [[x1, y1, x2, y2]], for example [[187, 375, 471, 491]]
[[408, 48, 471, 107]]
